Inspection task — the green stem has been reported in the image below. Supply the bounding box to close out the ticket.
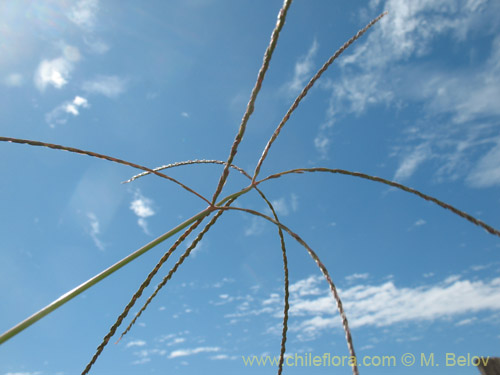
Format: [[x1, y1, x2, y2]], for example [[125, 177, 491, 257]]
[[0, 207, 214, 345]]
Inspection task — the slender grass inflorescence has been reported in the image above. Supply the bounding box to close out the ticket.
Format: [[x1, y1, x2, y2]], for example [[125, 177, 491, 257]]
[[252, 11, 388, 183], [81, 217, 207, 375], [121, 161, 291, 375], [211, 0, 293, 204], [1, 3, 499, 375], [0, 137, 211, 205]]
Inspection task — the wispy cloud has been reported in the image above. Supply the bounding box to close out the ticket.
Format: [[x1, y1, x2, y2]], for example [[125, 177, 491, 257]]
[[393, 143, 432, 181], [67, 0, 99, 31], [130, 190, 155, 234], [466, 139, 500, 188], [83, 36, 109, 54], [45, 95, 89, 128], [285, 39, 318, 95], [227, 272, 500, 341], [265, 194, 299, 217], [3, 73, 24, 87], [345, 273, 369, 282], [270, 198, 289, 216], [87, 212, 104, 250], [210, 354, 238, 360], [83, 75, 127, 98], [34, 45, 80, 91], [168, 346, 221, 359], [211, 277, 235, 288], [288, 275, 500, 340], [314, 133, 331, 159], [414, 219, 426, 226], [126, 339, 147, 348], [189, 240, 204, 257], [131, 348, 167, 365], [5, 372, 41, 375], [244, 217, 264, 236], [312, 0, 500, 180]]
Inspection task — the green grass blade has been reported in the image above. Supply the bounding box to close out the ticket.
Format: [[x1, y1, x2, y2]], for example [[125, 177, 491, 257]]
[[0, 207, 213, 345]]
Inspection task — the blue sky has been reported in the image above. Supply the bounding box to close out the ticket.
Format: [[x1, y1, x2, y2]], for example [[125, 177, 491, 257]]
[[1, 0, 500, 374]]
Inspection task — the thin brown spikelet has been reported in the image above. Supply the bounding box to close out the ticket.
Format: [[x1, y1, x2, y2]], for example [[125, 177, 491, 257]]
[[252, 11, 388, 182], [217, 205, 359, 375], [259, 168, 500, 238], [211, 0, 293, 204], [0, 136, 211, 205]]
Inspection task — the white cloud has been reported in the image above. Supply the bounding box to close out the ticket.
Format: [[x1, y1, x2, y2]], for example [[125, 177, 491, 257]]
[[167, 337, 186, 346], [68, 0, 99, 31], [210, 354, 238, 360], [190, 240, 204, 257], [289, 275, 324, 296], [132, 357, 151, 365], [393, 143, 432, 181], [130, 194, 155, 218], [266, 194, 299, 218], [84, 36, 109, 54], [83, 75, 127, 98], [34, 45, 80, 91], [231, 273, 500, 341], [5, 372, 41, 375], [244, 217, 264, 236], [4, 73, 23, 87], [456, 317, 477, 326], [270, 197, 289, 216], [168, 346, 221, 359], [73, 95, 89, 107], [313, 0, 500, 179], [345, 273, 370, 282], [291, 193, 299, 212], [466, 140, 500, 187], [286, 39, 319, 94], [35, 59, 70, 89], [314, 134, 331, 159], [414, 219, 426, 226], [181, 112, 190, 118], [87, 212, 104, 250], [126, 340, 147, 348], [210, 354, 228, 360], [45, 95, 89, 128], [131, 348, 167, 365], [130, 190, 155, 234], [211, 277, 235, 288]]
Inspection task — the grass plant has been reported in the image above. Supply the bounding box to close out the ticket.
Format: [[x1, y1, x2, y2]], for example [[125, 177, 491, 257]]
[[1, 1, 499, 374]]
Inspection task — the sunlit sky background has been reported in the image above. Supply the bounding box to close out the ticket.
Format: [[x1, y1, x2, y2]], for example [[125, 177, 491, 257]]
[[1, 0, 500, 374]]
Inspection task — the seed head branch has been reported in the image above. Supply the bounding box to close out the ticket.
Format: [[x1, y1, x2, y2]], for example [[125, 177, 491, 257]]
[[217, 205, 358, 375], [211, 0, 293, 204], [0, 136, 211, 205], [81, 217, 206, 375], [259, 168, 500, 238], [252, 11, 388, 182]]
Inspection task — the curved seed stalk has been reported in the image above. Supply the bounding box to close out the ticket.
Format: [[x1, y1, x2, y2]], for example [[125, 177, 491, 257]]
[[211, 0, 293, 204], [254, 188, 290, 375], [252, 11, 388, 182], [258, 168, 500, 238], [81, 216, 208, 375], [0, 136, 211, 205], [117, 198, 236, 345], [125, 160, 291, 374], [216, 205, 359, 375], [123, 159, 251, 184]]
